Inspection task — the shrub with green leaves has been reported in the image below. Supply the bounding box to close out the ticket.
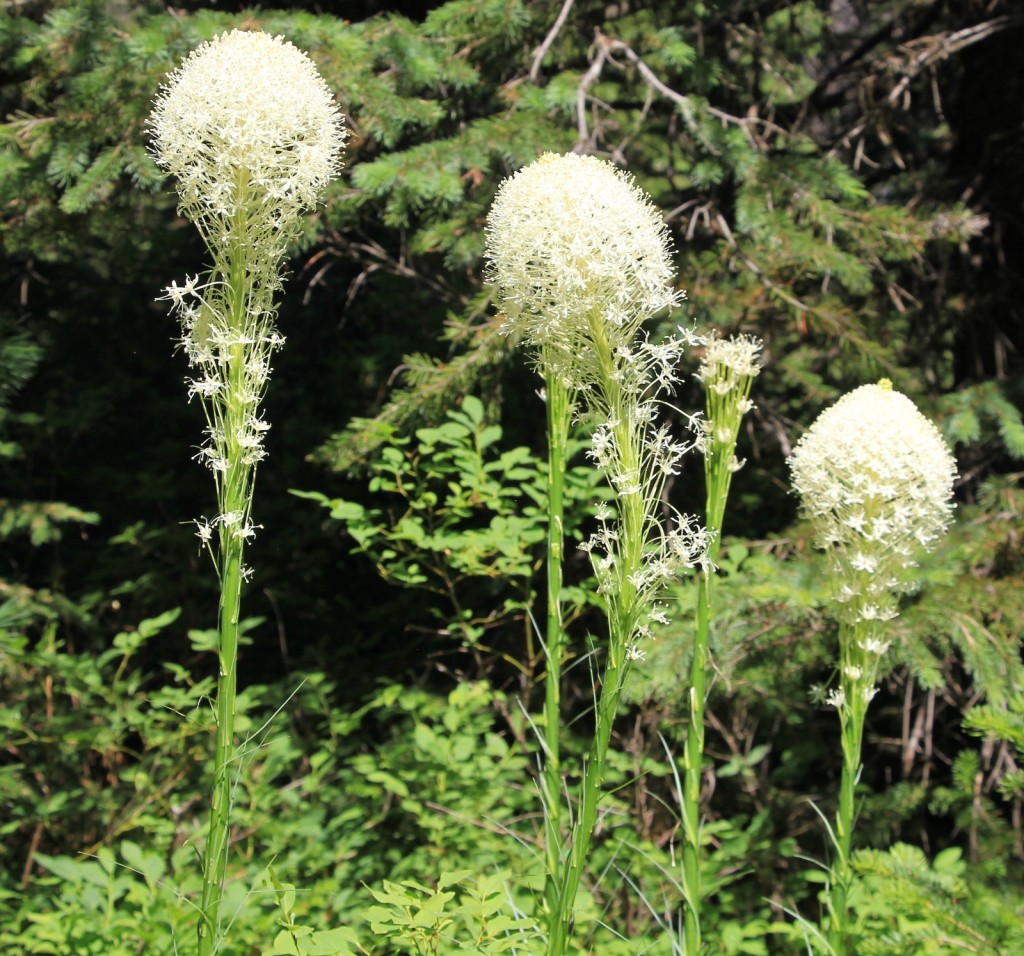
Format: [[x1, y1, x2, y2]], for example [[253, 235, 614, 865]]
[[301, 395, 604, 656]]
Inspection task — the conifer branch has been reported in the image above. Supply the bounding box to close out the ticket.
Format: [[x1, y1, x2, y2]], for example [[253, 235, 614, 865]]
[[313, 306, 510, 472]]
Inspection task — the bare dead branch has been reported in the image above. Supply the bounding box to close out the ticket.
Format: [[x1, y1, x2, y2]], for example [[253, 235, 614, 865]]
[[575, 33, 610, 149], [573, 29, 788, 153], [885, 17, 1013, 108], [529, 0, 575, 84]]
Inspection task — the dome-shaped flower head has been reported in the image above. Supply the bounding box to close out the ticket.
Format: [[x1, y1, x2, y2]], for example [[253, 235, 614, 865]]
[[150, 30, 345, 234], [484, 153, 682, 359], [788, 380, 957, 623]]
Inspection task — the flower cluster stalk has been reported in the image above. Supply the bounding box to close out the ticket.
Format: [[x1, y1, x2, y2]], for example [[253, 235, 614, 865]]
[[788, 380, 956, 955], [541, 367, 573, 922], [197, 276, 259, 955], [682, 334, 761, 954], [828, 618, 887, 955], [682, 582, 708, 956], [149, 30, 344, 953], [485, 153, 708, 955], [546, 328, 652, 955]]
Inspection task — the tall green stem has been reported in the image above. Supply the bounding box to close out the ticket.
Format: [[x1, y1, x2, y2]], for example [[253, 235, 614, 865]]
[[683, 336, 760, 953], [547, 624, 629, 956], [541, 368, 573, 929], [197, 424, 250, 954], [197, 222, 257, 955], [546, 318, 644, 956], [682, 448, 729, 955], [198, 526, 244, 955], [682, 572, 709, 955], [828, 619, 871, 956]]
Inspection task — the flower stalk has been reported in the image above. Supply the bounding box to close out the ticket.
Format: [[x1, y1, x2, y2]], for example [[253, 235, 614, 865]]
[[149, 30, 344, 953], [546, 324, 652, 956], [683, 334, 762, 954], [485, 153, 707, 955], [540, 365, 573, 923], [788, 380, 956, 956], [827, 618, 888, 953]]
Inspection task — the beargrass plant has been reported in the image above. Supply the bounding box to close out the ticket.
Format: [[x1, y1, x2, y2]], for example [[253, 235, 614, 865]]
[[679, 333, 762, 953], [149, 30, 345, 955], [485, 152, 710, 956], [788, 380, 957, 956]]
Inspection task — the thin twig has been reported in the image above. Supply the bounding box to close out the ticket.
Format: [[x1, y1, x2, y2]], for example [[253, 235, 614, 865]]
[[530, 0, 576, 83], [575, 34, 610, 149], [886, 18, 1012, 108]]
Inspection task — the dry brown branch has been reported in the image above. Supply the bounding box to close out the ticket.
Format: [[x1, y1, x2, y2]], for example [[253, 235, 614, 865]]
[[575, 33, 611, 149], [885, 17, 1013, 108], [831, 15, 1016, 161], [529, 0, 575, 84], [572, 29, 788, 152], [314, 230, 466, 315]]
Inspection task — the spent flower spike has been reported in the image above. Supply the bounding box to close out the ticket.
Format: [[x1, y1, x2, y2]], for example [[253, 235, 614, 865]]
[[681, 330, 763, 955], [697, 332, 762, 466], [697, 332, 763, 386], [697, 331, 763, 546]]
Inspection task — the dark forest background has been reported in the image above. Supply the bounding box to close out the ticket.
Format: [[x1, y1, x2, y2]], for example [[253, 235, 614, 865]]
[[2, 1, 1022, 952]]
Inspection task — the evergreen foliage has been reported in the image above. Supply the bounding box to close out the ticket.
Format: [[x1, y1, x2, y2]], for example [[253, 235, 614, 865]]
[[1, 0, 1022, 952]]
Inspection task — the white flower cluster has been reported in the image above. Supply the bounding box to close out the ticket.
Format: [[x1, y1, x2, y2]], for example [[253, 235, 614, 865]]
[[789, 381, 957, 624], [152, 32, 346, 551], [486, 152, 706, 662], [161, 276, 280, 492], [696, 332, 762, 474], [150, 30, 346, 240], [195, 512, 263, 547], [485, 152, 684, 382]]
